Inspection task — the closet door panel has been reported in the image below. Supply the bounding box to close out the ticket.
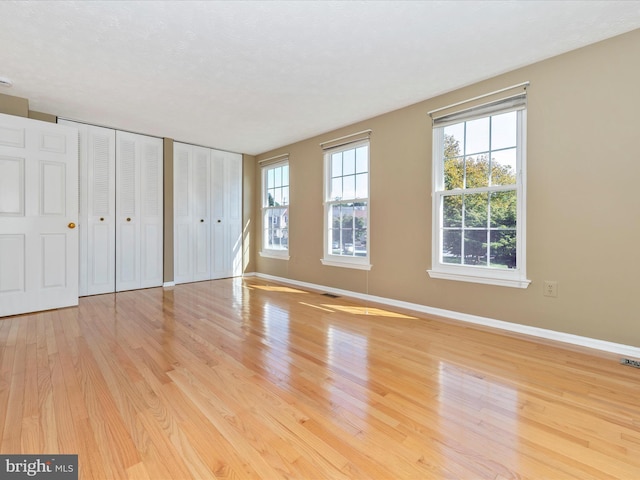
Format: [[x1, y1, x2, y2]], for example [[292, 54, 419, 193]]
[[210, 153, 226, 279], [115, 132, 140, 292], [193, 147, 211, 281], [140, 139, 163, 288], [173, 143, 193, 284], [59, 120, 115, 296], [211, 150, 242, 279], [87, 128, 116, 294]]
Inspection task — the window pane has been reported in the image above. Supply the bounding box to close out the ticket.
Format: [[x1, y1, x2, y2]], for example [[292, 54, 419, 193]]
[[491, 111, 517, 150], [282, 165, 289, 186], [355, 173, 368, 198], [490, 230, 516, 268], [466, 117, 490, 154], [267, 168, 274, 189], [343, 175, 355, 199], [274, 166, 282, 187], [331, 228, 341, 254], [444, 156, 464, 190], [443, 122, 464, 158], [266, 208, 288, 250], [491, 148, 517, 186], [465, 155, 489, 188], [464, 230, 488, 266], [331, 177, 342, 199], [343, 149, 355, 175], [356, 146, 368, 173], [267, 188, 275, 206], [442, 230, 461, 264], [354, 207, 367, 256], [490, 191, 516, 229], [443, 195, 462, 227], [332, 152, 342, 177], [464, 193, 488, 228], [329, 202, 368, 257], [281, 186, 289, 206], [273, 187, 282, 206]]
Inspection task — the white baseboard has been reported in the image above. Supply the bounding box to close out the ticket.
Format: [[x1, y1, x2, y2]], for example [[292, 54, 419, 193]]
[[249, 272, 640, 359], [162, 281, 176, 288]]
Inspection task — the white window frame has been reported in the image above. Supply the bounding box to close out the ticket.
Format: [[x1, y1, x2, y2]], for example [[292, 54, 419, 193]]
[[428, 97, 530, 288], [260, 159, 290, 260], [321, 140, 371, 270]]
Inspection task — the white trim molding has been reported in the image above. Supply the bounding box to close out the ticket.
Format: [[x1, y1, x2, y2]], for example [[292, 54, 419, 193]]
[[248, 272, 640, 359], [162, 281, 176, 288]]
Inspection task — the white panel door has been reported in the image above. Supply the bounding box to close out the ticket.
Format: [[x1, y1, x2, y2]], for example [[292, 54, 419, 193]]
[[59, 120, 116, 296], [116, 131, 163, 292], [211, 150, 242, 279], [0, 113, 78, 317]]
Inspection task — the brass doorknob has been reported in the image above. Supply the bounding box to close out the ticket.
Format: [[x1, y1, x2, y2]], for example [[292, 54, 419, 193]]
[[126, 218, 131, 222], [68, 222, 76, 229], [100, 217, 104, 221]]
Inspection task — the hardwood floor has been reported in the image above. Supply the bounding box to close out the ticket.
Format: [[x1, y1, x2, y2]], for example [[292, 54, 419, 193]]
[[1, 277, 640, 479]]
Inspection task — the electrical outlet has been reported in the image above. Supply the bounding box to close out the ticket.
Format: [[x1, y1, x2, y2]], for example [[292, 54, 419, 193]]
[[543, 280, 558, 297]]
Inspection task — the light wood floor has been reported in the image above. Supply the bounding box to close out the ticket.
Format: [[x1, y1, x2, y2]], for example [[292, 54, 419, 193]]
[[1, 277, 640, 479]]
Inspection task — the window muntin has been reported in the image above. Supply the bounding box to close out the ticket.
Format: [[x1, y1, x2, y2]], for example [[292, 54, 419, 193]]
[[323, 141, 370, 269], [261, 161, 289, 258], [430, 99, 529, 288]]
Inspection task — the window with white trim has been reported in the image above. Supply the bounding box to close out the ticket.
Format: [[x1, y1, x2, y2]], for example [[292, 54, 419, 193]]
[[322, 140, 371, 270], [261, 160, 289, 259], [428, 94, 530, 288]]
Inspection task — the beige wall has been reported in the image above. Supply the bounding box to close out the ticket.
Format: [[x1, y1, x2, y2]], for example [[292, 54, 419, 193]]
[[254, 29, 640, 347], [0, 92, 28, 117], [163, 138, 174, 283], [243, 155, 256, 274]]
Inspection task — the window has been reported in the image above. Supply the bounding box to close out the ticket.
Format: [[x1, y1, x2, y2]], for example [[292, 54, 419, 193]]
[[261, 160, 289, 259], [428, 94, 530, 288], [322, 140, 371, 270]]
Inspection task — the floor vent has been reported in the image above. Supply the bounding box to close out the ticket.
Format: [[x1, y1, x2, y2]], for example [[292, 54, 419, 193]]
[[620, 358, 640, 369], [322, 293, 340, 298]]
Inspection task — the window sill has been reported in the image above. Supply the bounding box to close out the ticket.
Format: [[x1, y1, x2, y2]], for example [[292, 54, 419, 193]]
[[321, 258, 372, 271], [427, 268, 530, 289], [260, 251, 290, 261]]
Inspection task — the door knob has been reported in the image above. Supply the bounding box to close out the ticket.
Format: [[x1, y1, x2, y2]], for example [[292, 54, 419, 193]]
[[217, 219, 221, 223], [200, 219, 204, 223], [68, 222, 76, 229], [100, 217, 104, 222], [126, 218, 131, 222]]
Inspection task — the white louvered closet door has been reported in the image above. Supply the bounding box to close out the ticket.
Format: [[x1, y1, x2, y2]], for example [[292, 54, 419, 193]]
[[173, 143, 193, 284], [193, 146, 212, 281], [174, 143, 242, 285], [211, 149, 242, 279], [116, 131, 163, 292], [60, 120, 116, 296]]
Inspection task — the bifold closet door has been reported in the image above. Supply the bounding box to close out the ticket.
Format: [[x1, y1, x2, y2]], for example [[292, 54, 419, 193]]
[[211, 149, 242, 279], [116, 131, 163, 292], [174, 143, 212, 284], [59, 120, 116, 297]]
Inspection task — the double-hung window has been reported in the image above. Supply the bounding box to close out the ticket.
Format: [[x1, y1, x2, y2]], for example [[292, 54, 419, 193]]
[[429, 92, 530, 288], [261, 159, 289, 259], [322, 140, 371, 270]]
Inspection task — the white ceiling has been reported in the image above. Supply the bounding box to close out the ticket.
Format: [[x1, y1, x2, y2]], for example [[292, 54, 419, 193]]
[[1, 1, 639, 155]]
